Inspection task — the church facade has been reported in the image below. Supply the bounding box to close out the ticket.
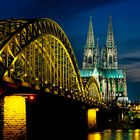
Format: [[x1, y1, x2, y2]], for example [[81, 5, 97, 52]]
[[80, 16, 129, 103]]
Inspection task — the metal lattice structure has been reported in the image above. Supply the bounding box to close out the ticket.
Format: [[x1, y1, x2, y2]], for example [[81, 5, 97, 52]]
[[0, 18, 102, 105], [84, 77, 101, 101]]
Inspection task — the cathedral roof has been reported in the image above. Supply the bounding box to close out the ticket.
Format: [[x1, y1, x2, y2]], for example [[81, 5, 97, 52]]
[[101, 69, 124, 78], [80, 69, 98, 77], [80, 69, 124, 79]]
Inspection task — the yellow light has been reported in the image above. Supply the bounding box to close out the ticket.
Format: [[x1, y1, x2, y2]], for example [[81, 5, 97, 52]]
[[88, 109, 97, 129], [134, 129, 140, 132], [104, 129, 112, 132], [103, 130, 112, 140], [10, 69, 14, 72], [88, 132, 102, 140], [3, 96, 27, 139], [134, 129, 140, 140], [115, 130, 123, 140], [115, 129, 122, 132]]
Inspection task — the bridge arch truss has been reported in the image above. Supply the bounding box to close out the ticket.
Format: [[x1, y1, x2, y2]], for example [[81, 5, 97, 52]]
[[84, 77, 101, 102], [0, 18, 103, 105]]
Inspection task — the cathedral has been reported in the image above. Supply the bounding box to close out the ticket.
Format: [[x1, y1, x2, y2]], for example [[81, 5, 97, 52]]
[[80, 16, 129, 103]]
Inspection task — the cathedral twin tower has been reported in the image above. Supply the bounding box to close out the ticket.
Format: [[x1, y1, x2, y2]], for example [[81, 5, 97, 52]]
[[81, 16, 129, 103]]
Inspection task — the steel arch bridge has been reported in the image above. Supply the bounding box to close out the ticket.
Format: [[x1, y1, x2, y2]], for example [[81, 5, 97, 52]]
[[0, 18, 104, 107]]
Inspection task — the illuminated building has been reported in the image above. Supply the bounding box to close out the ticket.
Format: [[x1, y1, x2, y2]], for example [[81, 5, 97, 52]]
[[80, 16, 129, 103]]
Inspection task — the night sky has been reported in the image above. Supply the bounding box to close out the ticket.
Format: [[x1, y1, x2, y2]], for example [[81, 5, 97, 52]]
[[0, 0, 140, 102]]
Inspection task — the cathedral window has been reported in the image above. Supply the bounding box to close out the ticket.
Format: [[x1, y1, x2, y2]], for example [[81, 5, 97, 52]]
[[109, 55, 112, 65], [88, 56, 92, 64]]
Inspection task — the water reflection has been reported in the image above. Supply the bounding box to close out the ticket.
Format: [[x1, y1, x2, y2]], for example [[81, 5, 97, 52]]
[[103, 129, 112, 140], [88, 132, 102, 140], [88, 129, 140, 140], [134, 129, 140, 140]]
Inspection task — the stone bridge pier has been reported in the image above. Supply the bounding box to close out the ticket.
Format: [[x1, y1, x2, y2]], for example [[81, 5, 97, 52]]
[[87, 107, 110, 131]]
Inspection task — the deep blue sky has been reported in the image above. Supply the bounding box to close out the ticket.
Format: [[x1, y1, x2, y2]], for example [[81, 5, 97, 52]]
[[0, 0, 140, 102]]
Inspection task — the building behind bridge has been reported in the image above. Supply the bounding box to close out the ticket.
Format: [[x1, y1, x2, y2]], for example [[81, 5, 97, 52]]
[[80, 16, 129, 103]]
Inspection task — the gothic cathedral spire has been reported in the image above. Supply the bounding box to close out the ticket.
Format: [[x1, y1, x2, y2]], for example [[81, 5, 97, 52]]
[[106, 16, 115, 48], [82, 16, 99, 69], [102, 16, 118, 69], [86, 16, 95, 48]]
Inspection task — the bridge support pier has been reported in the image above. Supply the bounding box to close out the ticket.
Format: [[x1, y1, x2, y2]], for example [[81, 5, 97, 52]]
[[0, 96, 27, 139], [87, 108, 99, 131], [87, 108, 110, 131]]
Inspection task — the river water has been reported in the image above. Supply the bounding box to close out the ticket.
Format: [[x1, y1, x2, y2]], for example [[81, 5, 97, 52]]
[[88, 129, 140, 140], [2, 95, 140, 140]]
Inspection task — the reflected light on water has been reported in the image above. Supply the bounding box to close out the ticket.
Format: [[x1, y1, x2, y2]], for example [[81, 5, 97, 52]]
[[128, 130, 133, 140], [88, 129, 140, 140], [134, 129, 140, 133], [103, 129, 112, 140], [115, 130, 123, 140], [88, 132, 102, 140], [134, 129, 140, 140]]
